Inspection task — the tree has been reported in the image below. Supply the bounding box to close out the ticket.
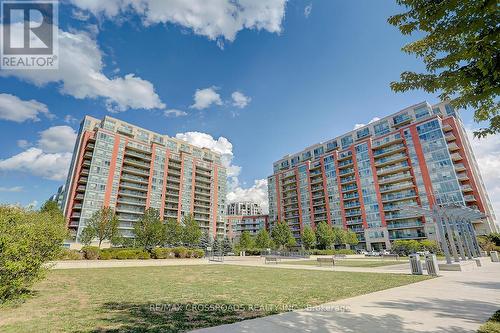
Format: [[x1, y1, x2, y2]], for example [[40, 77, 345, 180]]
[[181, 214, 202, 247], [388, 1, 499, 137], [223, 236, 233, 254], [40, 200, 62, 217], [199, 231, 213, 250], [164, 218, 183, 246], [316, 222, 334, 250], [345, 230, 359, 247], [271, 222, 293, 249], [301, 226, 316, 250], [0, 206, 67, 301], [332, 227, 347, 247], [255, 229, 271, 249], [79, 207, 120, 248], [238, 231, 255, 251], [133, 208, 165, 251]]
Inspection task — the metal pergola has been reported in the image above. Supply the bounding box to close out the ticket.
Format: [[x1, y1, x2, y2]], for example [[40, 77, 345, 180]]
[[402, 204, 484, 264]]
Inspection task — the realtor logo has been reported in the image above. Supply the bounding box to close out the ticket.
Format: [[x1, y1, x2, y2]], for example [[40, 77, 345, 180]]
[[1, 0, 58, 69]]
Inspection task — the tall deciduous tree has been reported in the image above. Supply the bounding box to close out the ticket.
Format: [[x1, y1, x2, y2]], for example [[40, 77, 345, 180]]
[[133, 208, 165, 251], [164, 218, 183, 246], [301, 226, 316, 250], [181, 214, 202, 247], [271, 222, 294, 249], [80, 207, 120, 248], [388, 0, 499, 137], [316, 222, 334, 250], [255, 229, 272, 249]]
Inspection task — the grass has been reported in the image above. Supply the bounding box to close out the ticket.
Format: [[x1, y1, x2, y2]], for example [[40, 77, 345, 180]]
[[478, 310, 500, 333], [0, 265, 430, 333], [280, 259, 407, 268]]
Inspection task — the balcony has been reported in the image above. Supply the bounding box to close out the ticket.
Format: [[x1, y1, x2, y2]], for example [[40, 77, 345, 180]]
[[461, 185, 473, 192], [372, 135, 404, 149], [442, 124, 453, 132], [120, 181, 148, 191], [342, 185, 358, 193], [382, 190, 417, 203], [454, 163, 466, 172], [451, 153, 463, 162], [340, 176, 356, 184], [117, 197, 146, 206], [75, 194, 84, 200], [373, 144, 405, 159], [310, 177, 323, 185], [386, 221, 423, 230], [448, 143, 460, 151], [346, 218, 363, 225], [115, 205, 145, 215], [80, 168, 90, 176], [78, 176, 88, 184], [464, 195, 477, 202], [457, 172, 469, 181], [445, 133, 456, 142], [389, 231, 426, 240], [378, 172, 413, 185], [123, 157, 150, 169], [338, 160, 353, 168], [339, 168, 355, 176], [121, 174, 149, 185], [343, 192, 359, 200], [385, 212, 422, 221], [124, 149, 151, 161], [344, 201, 361, 209], [312, 200, 325, 207], [119, 189, 147, 198], [76, 185, 86, 192], [122, 166, 150, 177], [379, 182, 414, 194], [374, 153, 407, 168], [345, 209, 362, 217], [73, 204, 82, 210], [377, 162, 410, 176]]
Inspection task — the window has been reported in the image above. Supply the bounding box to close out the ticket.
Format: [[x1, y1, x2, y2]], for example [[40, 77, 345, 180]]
[[356, 127, 370, 139], [326, 140, 338, 151], [445, 104, 456, 116], [291, 156, 300, 166], [313, 146, 324, 157], [373, 121, 390, 136], [393, 112, 412, 125], [341, 135, 353, 148], [302, 151, 312, 160], [414, 106, 430, 119]]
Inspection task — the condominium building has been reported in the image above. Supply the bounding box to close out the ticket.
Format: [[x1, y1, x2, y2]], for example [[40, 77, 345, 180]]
[[48, 184, 66, 210], [227, 201, 263, 216], [226, 215, 269, 241], [268, 101, 497, 251], [62, 116, 227, 242]]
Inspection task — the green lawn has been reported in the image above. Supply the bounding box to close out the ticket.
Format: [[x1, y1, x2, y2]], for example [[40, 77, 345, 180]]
[[280, 259, 408, 268], [0, 265, 430, 333]]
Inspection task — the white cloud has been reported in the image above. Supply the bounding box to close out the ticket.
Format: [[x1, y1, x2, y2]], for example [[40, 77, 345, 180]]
[[164, 109, 188, 117], [0, 93, 52, 122], [37, 126, 78, 153], [467, 129, 500, 221], [0, 126, 78, 181], [64, 114, 79, 124], [69, 0, 288, 42], [1, 25, 165, 112], [231, 91, 251, 109], [304, 4, 312, 18], [174, 131, 268, 212], [353, 117, 381, 130], [17, 140, 31, 149], [190, 87, 222, 110], [227, 179, 269, 214], [0, 186, 23, 192]]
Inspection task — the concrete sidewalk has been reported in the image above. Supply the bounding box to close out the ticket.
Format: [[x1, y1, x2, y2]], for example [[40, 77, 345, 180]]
[[192, 261, 500, 333], [49, 258, 209, 269]]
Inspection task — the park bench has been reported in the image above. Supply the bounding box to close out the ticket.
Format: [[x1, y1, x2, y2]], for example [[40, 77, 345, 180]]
[[317, 257, 335, 267], [264, 256, 280, 264], [382, 254, 400, 260]]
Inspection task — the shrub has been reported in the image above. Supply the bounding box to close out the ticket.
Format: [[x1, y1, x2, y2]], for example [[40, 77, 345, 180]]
[[137, 251, 150, 259], [192, 249, 205, 258], [152, 248, 173, 259], [306, 249, 355, 255], [173, 247, 188, 258], [0, 206, 67, 302], [114, 250, 138, 260], [478, 310, 500, 333], [99, 251, 113, 260], [81, 246, 100, 260], [58, 248, 83, 260]]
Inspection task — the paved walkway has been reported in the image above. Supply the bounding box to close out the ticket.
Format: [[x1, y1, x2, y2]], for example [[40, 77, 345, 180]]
[[49, 258, 209, 269], [192, 260, 500, 333]]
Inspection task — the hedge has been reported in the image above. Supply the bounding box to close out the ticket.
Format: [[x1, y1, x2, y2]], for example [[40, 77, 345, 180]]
[[57, 248, 84, 260], [81, 246, 100, 260], [66, 246, 205, 260]]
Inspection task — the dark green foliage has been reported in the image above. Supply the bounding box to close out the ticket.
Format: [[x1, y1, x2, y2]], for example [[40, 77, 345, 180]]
[[271, 222, 294, 249], [223, 236, 233, 254], [388, 0, 499, 137], [57, 248, 84, 260], [238, 231, 255, 251], [181, 214, 202, 247], [40, 200, 62, 217], [315, 222, 334, 250], [0, 206, 67, 302], [391, 240, 441, 256], [164, 218, 183, 247], [301, 226, 316, 250], [255, 229, 271, 249], [133, 208, 165, 251]]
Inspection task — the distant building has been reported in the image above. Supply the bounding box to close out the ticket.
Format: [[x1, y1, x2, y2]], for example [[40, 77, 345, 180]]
[[226, 215, 269, 241], [48, 185, 66, 210], [227, 201, 262, 216]]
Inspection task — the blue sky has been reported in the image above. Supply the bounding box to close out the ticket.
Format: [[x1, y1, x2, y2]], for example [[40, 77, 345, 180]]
[[0, 0, 498, 217]]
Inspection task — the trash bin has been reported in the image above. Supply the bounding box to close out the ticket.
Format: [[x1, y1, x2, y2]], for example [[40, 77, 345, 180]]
[[490, 251, 499, 262], [474, 258, 482, 267], [409, 254, 423, 275], [425, 254, 440, 276]]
